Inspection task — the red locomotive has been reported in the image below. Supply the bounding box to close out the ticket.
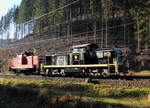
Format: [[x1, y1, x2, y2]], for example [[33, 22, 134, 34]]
[[9, 50, 45, 74]]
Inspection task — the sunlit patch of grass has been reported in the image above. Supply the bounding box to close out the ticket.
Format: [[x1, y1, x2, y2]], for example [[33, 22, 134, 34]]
[[133, 71, 150, 76], [121, 88, 150, 97], [82, 96, 150, 108]]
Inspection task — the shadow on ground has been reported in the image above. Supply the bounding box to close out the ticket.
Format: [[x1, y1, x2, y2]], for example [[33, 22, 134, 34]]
[[0, 83, 145, 108]]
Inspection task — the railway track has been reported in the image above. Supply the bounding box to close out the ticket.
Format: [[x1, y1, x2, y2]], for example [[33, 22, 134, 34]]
[[0, 73, 150, 88], [90, 78, 150, 88], [0, 74, 89, 83]]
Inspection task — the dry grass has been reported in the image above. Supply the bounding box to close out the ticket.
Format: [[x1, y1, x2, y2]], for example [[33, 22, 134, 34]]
[[133, 71, 150, 76]]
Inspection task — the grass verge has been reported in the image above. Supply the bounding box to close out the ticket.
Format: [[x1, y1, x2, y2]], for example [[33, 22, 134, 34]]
[[0, 78, 150, 108]]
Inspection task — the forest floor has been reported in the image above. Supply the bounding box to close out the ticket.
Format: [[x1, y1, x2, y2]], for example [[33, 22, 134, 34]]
[[0, 78, 150, 108]]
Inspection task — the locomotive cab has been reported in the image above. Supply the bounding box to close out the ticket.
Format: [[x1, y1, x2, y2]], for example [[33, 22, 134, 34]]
[[71, 43, 98, 65]]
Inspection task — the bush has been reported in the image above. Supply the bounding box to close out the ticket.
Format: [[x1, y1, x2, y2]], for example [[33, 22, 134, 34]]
[[1, 63, 9, 72]]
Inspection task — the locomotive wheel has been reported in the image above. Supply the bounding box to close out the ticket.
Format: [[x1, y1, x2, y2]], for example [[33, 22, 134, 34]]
[[60, 69, 66, 76], [16, 70, 20, 76], [81, 69, 89, 77], [101, 69, 110, 77], [46, 69, 54, 77], [24, 70, 32, 75], [14, 70, 21, 76]]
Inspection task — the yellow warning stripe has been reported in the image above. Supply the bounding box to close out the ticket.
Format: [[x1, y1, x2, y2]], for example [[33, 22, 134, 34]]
[[43, 64, 117, 68]]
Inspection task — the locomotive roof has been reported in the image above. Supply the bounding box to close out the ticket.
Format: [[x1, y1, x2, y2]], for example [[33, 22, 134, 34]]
[[97, 48, 121, 51], [96, 48, 122, 53], [72, 43, 98, 49], [46, 51, 70, 56], [72, 44, 90, 48]]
